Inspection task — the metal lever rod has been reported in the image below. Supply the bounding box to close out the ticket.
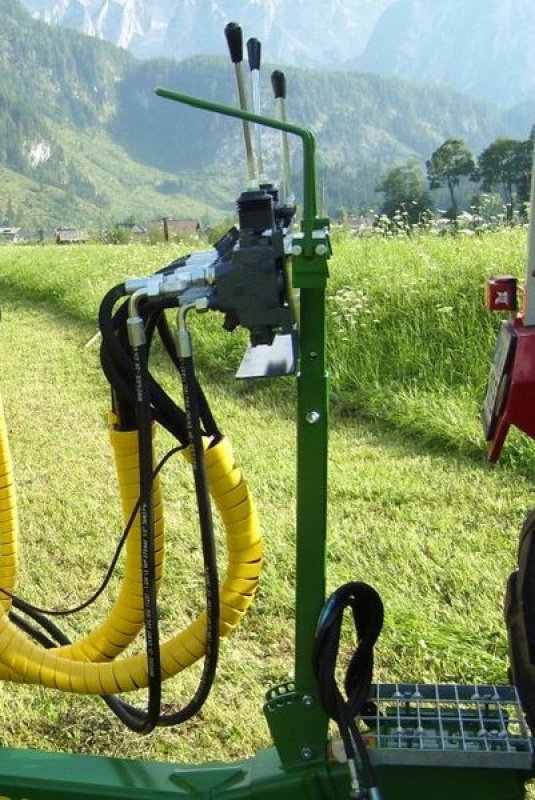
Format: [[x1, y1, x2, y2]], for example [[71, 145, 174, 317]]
[[155, 87, 317, 236], [246, 37, 265, 183], [271, 70, 295, 206], [224, 22, 257, 187]]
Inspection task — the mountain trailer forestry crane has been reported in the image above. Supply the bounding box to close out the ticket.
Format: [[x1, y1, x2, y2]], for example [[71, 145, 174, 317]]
[[0, 21, 534, 800]]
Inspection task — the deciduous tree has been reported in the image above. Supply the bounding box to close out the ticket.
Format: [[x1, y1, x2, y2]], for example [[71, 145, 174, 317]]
[[477, 138, 525, 218], [378, 160, 432, 224], [426, 138, 475, 219]]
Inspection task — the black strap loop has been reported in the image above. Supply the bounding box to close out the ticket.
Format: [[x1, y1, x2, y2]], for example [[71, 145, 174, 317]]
[[313, 581, 383, 722], [313, 581, 384, 799]]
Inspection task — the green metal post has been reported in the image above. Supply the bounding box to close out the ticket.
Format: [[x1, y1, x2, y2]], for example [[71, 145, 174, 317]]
[[263, 223, 332, 769], [294, 285, 328, 693], [262, 226, 331, 770]]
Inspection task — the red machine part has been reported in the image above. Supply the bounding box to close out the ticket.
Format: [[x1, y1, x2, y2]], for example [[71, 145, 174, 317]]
[[485, 275, 518, 312], [484, 317, 535, 461]]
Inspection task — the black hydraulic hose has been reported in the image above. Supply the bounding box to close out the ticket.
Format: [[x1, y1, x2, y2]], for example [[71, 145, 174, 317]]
[[99, 285, 133, 383], [94, 318, 164, 735], [313, 582, 384, 800], [164, 351, 220, 722], [156, 314, 222, 443], [102, 347, 221, 729], [11, 597, 71, 640], [126, 333, 162, 734], [92, 330, 164, 735]]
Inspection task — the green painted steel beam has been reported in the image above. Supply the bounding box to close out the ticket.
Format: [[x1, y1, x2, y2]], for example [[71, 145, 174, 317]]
[[0, 745, 530, 799], [0, 745, 349, 800]]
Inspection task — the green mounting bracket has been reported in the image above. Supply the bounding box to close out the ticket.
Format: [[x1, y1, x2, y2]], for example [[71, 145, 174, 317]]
[[291, 227, 331, 289], [264, 682, 330, 768]]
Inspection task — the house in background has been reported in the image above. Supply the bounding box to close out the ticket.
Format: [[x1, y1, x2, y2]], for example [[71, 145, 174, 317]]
[[151, 218, 202, 241], [55, 227, 87, 244], [166, 218, 201, 237], [0, 227, 21, 243]]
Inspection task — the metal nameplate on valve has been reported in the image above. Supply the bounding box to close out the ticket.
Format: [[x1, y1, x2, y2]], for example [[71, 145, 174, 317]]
[[482, 320, 517, 440]]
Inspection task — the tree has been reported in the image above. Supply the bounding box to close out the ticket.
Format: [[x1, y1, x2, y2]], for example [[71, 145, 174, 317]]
[[477, 138, 525, 218], [426, 138, 475, 219], [378, 160, 432, 224]]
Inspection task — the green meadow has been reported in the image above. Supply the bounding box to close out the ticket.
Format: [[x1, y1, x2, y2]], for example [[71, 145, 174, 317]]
[[0, 231, 534, 777]]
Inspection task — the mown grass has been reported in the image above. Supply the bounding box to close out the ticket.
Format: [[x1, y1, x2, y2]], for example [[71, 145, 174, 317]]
[[0, 234, 534, 785]]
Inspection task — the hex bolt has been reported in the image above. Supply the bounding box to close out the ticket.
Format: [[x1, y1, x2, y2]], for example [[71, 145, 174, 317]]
[[292, 245, 303, 256], [315, 244, 328, 256], [302, 695, 314, 706], [306, 411, 320, 424], [309, 351, 318, 359], [301, 747, 314, 760]]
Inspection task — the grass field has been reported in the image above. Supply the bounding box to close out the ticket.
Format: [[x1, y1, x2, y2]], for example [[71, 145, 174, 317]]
[[0, 232, 534, 782]]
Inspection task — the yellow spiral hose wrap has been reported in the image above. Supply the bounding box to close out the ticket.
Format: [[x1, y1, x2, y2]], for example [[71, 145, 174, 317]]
[[0, 397, 17, 613], [0, 404, 262, 694]]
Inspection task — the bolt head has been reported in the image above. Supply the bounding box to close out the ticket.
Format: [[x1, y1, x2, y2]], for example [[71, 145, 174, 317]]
[[300, 747, 314, 760], [305, 411, 320, 424]]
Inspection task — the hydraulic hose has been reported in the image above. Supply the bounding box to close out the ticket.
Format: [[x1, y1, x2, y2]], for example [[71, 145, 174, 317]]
[[101, 334, 223, 729], [156, 313, 221, 443], [0, 272, 262, 729], [99, 286, 190, 444], [118, 311, 161, 733], [8, 611, 64, 650], [160, 337, 220, 725]]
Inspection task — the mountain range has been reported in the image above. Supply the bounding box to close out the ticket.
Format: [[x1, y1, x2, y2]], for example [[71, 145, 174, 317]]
[[19, 0, 395, 66], [1, 0, 533, 229], [18, 0, 535, 109]]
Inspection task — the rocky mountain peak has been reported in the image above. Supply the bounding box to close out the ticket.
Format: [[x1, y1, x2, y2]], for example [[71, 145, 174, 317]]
[[20, 0, 395, 63]]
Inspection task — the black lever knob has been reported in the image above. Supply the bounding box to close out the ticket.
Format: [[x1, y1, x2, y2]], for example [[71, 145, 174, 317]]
[[224, 22, 243, 64], [247, 38, 261, 71], [271, 69, 286, 100]]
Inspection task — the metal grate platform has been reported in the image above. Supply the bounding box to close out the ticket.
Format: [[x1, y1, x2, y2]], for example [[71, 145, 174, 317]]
[[359, 683, 534, 769]]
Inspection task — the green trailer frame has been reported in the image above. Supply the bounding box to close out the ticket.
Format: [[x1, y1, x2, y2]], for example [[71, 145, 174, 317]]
[[0, 92, 533, 800]]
